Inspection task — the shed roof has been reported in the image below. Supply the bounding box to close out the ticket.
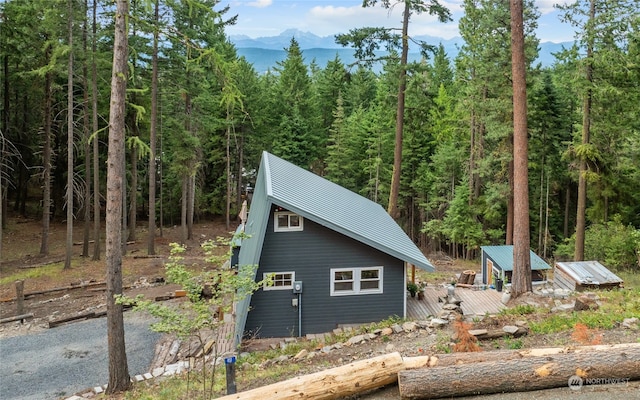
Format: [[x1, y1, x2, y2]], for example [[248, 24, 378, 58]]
[[555, 261, 623, 286], [481, 245, 551, 272]]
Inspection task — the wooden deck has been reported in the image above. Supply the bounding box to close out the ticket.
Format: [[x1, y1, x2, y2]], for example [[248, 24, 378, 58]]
[[407, 286, 505, 319]]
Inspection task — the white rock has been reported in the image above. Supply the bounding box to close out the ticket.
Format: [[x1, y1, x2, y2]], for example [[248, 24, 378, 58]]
[[503, 325, 519, 335], [430, 318, 448, 328], [347, 334, 365, 345], [402, 321, 417, 332]]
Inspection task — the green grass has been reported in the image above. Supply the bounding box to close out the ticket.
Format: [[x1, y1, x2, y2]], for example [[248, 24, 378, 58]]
[[0, 263, 64, 285], [499, 304, 537, 316], [529, 287, 640, 334]]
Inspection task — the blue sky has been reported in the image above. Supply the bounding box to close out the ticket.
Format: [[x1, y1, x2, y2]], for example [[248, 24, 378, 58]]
[[223, 0, 576, 43]]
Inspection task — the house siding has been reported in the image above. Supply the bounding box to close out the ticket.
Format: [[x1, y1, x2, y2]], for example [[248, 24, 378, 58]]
[[245, 205, 405, 338]]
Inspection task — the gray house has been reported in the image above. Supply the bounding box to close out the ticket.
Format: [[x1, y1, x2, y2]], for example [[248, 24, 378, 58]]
[[234, 152, 434, 343]]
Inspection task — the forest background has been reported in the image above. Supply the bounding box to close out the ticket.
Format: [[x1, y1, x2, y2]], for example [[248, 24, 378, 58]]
[[0, 0, 639, 272]]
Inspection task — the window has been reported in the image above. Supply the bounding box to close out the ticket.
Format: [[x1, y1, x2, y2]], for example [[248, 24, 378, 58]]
[[330, 267, 383, 296], [263, 272, 294, 291], [274, 212, 304, 232]]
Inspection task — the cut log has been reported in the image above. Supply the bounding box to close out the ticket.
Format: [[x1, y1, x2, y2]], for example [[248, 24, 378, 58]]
[[216, 352, 409, 400], [421, 343, 640, 368], [398, 344, 640, 399], [0, 313, 34, 324]]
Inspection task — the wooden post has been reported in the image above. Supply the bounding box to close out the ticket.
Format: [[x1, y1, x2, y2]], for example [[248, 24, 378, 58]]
[[15, 280, 25, 315]]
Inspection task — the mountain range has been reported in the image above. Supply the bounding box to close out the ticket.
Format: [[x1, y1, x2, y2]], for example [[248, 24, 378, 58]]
[[229, 28, 572, 74]]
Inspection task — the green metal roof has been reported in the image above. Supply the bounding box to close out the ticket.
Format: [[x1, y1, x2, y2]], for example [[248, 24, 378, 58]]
[[481, 245, 551, 272], [234, 152, 434, 345]]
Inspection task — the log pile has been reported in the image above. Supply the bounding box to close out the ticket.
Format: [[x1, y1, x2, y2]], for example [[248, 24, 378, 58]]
[[215, 343, 640, 400]]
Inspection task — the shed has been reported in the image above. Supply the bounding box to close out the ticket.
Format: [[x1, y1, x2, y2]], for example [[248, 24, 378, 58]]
[[481, 245, 551, 286], [233, 152, 434, 344], [554, 261, 624, 291]]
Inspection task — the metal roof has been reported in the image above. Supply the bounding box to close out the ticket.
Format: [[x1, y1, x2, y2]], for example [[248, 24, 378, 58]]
[[555, 261, 624, 286], [481, 245, 551, 271], [234, 151, 434, 345]]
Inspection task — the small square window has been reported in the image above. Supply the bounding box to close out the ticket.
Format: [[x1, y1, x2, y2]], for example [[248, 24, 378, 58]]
[[274, 212, 304, 232], [263, 272, 295, 290]]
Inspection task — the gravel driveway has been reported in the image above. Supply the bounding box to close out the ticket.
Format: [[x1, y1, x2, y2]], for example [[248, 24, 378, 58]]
[[0, 313, 160, 400]]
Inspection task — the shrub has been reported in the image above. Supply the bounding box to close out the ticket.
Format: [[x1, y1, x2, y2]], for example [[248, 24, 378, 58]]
[[555, 217, 639, 271]]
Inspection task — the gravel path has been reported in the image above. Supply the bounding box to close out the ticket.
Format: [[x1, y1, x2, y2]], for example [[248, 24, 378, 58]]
[[0, 313, 161, 400]]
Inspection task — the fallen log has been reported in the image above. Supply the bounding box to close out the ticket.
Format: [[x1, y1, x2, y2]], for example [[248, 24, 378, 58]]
[[216, 352, 430, 400], [419, 343, 640, 367], [0, 313, 34, 324], [398, 344, 640, 399], [48, 311, 97, 328]]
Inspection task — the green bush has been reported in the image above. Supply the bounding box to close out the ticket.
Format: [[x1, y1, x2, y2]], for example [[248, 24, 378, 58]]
[[555, 217, 639, 271]]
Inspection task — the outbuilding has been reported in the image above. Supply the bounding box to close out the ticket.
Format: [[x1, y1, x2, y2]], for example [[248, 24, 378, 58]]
[[480, 245, 551, 289], [554, 261, 624, 291]]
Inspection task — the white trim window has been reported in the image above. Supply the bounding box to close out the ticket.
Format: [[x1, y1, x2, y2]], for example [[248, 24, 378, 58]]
[[263, 271, 295, 291], [330, 267, 383, 296], [274, 212, 304, 232]]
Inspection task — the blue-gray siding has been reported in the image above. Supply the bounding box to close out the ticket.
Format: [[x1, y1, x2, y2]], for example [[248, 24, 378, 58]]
[[245, 205, 405, 338]]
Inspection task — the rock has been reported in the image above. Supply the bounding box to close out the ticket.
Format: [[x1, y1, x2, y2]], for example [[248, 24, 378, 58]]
[[622, 317, 639, 329], [468, 329, 488, 336], [430, 318, 448, 328], [402, 321, 417, 332], [503, 325, 519, 335], [386, 343, 395, 352], [152, 367, 165, 377], [321, 345, 333, 353], [551, 303, 575, 312], [442, 304, 460, 311], [333, 328, 343, 335], [392, 324, 404, 334], [276, 355, 290, 363], [381, 327, 393, 336], [284, 337, 297, 343], [515, 320, 528, 327], [294, 349, 308, 359], [347, 334, 365, 345], [574, 295, 599, 311], [366, 333, 377, 340], [501, 292, 512, 304]]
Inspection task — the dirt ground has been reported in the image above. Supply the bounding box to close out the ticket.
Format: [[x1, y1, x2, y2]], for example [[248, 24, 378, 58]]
[[2, 217, 639, 399], [0, 216, 232, 338]]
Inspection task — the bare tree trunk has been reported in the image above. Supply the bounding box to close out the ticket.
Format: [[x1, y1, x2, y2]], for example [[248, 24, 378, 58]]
[[563, 186, 570, 239], [187, 173, 194, 239], [510, 0, 531, 297], [505, 157, 514, 245], [81, 0, 91, 258], [105, 0, 131, 393], [387, 0, 409, 220], [128, 144, 137, 241], [181, 176, 187, 244], [40, 47, 52, 257], [64, 0, 75, 270], [91, 0, 100, 261], [147, 0, 159, 255], [226, 119, 231, 230], [575, 0, 595, 262], [537, 173, 543, 252]]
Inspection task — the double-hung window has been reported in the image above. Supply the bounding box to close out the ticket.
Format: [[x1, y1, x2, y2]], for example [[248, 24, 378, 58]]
[[274, 212, 303, 232], [263, 272, 295, 291], [330, 267, 383, 296]]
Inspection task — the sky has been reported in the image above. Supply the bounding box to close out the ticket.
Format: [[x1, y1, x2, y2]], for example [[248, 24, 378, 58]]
[[223, 0, 576, 43]]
